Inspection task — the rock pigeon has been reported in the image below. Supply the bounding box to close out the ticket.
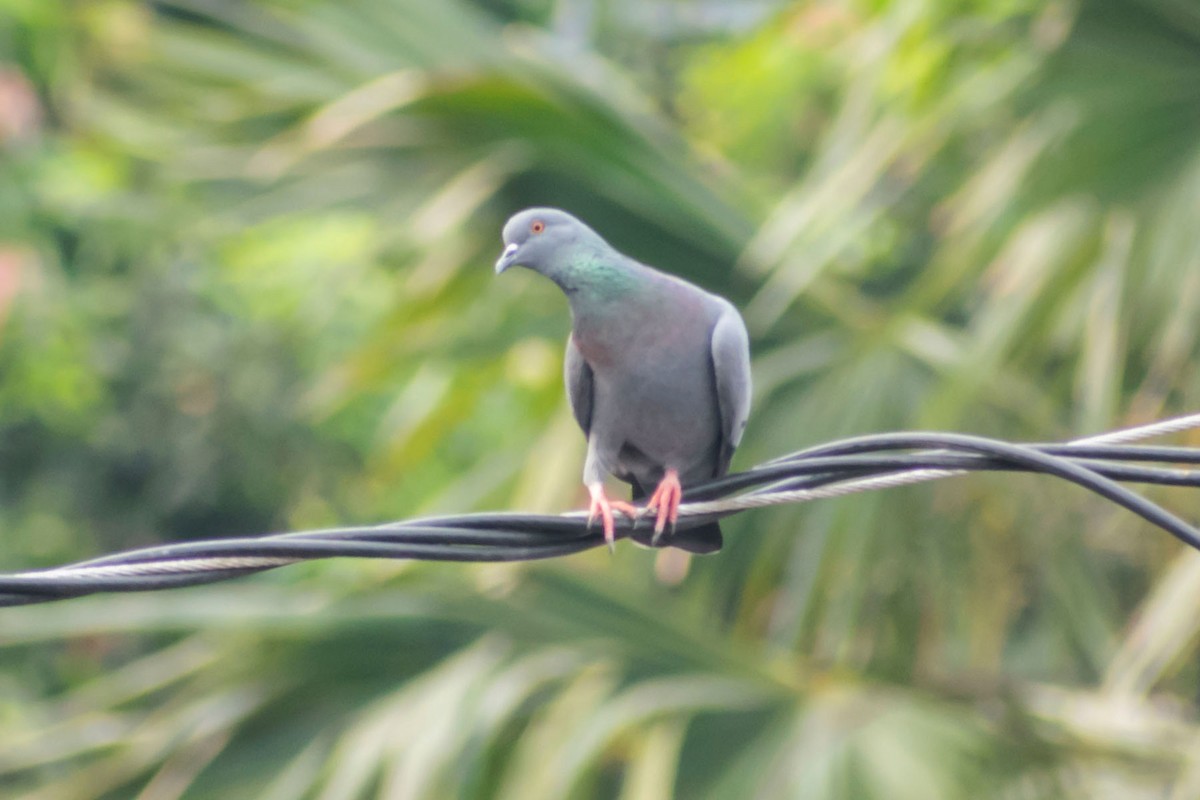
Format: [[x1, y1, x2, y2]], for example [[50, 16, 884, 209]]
[[495, 208, 751, 553]]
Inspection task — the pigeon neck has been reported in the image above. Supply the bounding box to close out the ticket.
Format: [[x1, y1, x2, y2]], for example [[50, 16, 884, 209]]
[[551, 248, 641, 305], [562, 261, 652, 359]]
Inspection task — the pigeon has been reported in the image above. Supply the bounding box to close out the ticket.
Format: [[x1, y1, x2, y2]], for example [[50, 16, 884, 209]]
[[495, 208, 751, 554]]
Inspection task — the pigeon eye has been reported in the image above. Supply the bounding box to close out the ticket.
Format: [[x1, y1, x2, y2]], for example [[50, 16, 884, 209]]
[[531, 220, 545, 234]]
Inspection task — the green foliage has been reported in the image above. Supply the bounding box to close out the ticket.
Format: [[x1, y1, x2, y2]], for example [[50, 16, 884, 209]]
[[4, 0, 1200, 797]]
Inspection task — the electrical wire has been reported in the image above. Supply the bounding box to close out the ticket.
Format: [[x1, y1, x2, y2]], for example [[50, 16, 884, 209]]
[[3, 413, 1200, 607]]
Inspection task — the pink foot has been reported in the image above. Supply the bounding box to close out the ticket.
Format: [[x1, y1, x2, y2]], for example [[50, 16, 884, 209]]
[[646, 469, 682, 543], [587, 484, 638, 551]]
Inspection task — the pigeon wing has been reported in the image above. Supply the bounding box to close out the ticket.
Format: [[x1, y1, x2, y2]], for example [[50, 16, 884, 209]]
[[710, 304, 752, 476], [564, 334, 594, 436]]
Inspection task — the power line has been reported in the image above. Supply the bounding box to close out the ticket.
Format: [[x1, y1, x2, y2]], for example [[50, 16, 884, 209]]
[[3, 413, 1200, 607]]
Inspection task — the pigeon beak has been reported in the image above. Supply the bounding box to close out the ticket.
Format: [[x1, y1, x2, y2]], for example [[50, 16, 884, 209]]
[[495, 243, 519, 274]]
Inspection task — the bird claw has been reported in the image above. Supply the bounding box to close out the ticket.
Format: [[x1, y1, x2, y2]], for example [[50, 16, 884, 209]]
[[587, 485, 639, 552], [646, 470, 682, 546]]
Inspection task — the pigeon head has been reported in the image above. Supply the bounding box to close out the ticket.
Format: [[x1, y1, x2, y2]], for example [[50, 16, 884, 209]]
[[494, 208, 605, 279]]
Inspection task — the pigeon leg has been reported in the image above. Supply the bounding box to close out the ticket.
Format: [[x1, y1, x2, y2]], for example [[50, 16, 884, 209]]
[[587, 483, 638, 551], [647, 469, 683, 544]]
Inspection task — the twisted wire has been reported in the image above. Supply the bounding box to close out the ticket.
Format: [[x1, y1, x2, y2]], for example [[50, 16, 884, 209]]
[[3, 413, 1200, 606]]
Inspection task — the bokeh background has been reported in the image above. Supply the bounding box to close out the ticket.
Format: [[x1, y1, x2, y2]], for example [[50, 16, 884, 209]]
[[4, 0, 1200, 797]]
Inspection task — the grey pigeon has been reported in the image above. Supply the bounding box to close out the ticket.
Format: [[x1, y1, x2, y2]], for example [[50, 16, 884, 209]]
[[495, 208, 751, 553]]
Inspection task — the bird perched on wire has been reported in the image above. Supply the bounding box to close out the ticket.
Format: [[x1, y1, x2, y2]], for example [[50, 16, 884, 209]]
[[495, 208, 751, 553]]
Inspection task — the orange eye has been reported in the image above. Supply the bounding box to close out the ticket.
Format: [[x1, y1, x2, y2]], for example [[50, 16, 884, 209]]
[[531, 220, 545, 234]]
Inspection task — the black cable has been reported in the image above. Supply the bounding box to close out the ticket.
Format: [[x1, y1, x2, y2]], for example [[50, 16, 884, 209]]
[[686, 446, 1200, 500], [782, 432, 1200, 549], [2, 428, 1199, 606]]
